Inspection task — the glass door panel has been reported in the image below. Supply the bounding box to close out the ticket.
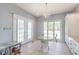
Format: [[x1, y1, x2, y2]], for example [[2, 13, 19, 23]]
[[18, 19, 24, 43], [44, 21, 62, 42], [28, 21, 32, 40], [54, 21, 61, 41], [48, 22, 54, 40], [44, 22, 47, 40]]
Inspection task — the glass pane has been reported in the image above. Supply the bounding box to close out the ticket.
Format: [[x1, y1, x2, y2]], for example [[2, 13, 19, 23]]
[[55, 21, 61, 40], [44, 22, 47, 40], [48, 22, 53, 40], [28, 21, 32, 40], [18, 19, 24, 43]]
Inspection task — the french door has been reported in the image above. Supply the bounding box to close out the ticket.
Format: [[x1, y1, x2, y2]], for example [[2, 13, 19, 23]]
[[13, 14, 25, 43], [17, 19, 24, 43], [44, 21, 62, 42]]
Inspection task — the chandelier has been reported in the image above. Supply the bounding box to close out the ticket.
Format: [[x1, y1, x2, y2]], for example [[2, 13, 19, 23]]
[[43, 3, 48, 19]]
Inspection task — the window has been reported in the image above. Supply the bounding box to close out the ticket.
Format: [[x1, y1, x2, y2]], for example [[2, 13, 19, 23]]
[[28, 21, 32, 40], [43, 21, 61, 41], [48, 22, 54, 40], [44, 22, 54, 40], [13, 14, 25, 43], [44, 22, 47, 40], [18, 19, 24, 43], [54, 21, 61, 40]]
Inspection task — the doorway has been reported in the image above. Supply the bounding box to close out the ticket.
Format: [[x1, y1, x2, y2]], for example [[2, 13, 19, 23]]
[[44, 20, 62, 42]]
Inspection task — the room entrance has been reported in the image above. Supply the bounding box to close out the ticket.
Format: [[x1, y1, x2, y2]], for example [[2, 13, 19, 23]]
[[44, 20, 62, 42]]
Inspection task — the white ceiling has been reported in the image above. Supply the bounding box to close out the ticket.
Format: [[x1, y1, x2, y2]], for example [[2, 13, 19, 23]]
[[15, 3, 78, 17]]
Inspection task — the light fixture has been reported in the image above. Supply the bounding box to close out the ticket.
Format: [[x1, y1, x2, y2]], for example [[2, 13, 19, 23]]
[[43, 3, 48, 19]]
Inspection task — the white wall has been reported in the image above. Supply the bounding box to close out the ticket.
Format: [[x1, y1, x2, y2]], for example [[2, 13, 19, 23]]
[[73, 5, 79, 13], [0, 3, 36, 43], [65, 14, 79, 43], [65, 5, 79, 43]]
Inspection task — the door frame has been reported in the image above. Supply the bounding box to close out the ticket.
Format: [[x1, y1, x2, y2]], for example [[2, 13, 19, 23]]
[[43, 19, 63, 42]]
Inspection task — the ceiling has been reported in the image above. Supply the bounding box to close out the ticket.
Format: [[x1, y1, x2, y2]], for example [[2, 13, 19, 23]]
[[15, 3, 78, 17]]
